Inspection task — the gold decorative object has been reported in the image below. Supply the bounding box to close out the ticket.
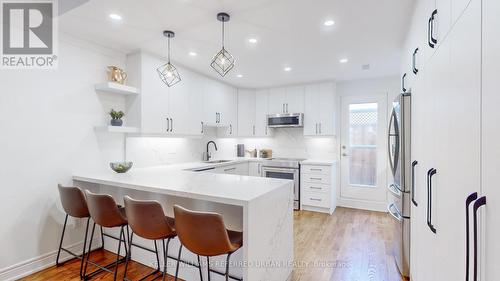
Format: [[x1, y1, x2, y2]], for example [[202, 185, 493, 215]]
[[107, 66, 127, 84]]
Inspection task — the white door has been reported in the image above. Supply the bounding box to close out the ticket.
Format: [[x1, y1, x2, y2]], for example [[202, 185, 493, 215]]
[[340, 94, 388, 205], [255, 90, 272, 136]]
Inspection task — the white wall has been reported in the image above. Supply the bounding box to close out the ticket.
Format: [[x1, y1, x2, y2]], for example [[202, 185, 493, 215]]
[[0, 36, 126, 279]]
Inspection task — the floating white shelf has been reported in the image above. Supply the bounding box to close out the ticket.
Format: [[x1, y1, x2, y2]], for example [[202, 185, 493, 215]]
[[94, 126, 140, 133], [94, 82, 140, 95]]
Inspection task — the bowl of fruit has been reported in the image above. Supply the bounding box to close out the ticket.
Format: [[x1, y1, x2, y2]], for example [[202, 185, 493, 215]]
[[110, 162, 133, 173]]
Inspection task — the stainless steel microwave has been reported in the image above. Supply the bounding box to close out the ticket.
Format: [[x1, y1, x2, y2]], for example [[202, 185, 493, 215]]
[[267, 113, 304, 128]]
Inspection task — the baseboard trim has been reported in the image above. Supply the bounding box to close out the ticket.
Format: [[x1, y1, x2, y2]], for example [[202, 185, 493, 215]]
[[0, 238, 102, 281], [337, 197, 387, 212]]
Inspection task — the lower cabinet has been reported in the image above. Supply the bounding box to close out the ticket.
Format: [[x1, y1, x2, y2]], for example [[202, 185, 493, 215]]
[[248, 162, 262, 177], [212, 163, 249, 176], [300, 164, 336, 214]]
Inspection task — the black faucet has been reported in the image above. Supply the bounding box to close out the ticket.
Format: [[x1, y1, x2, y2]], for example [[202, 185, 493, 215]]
[[206, 141, 218, 161]]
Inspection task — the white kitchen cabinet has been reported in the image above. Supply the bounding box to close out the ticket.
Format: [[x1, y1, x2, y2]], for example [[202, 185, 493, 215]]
[[408, 1, 483, 280], [237, 89, 256, 137], [248, 162, 262, 177], [300, 163, 336, 214], [255, 90, 272, 137], [126, 51, 236, 137], [268, 86, 304, 114], [285, 86, 304, 113], [482, 0, 500, 279], [304, 83, 336, 136], [268, 87, 286, 114], [212, 163, 249, 176], [237, 89, 272, 137]]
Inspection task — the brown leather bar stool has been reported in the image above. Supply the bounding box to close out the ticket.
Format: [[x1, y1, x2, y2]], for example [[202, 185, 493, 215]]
[[56, 184, 98, 279], [83, 190, 129, 281], [123, 196, 178, 281], [173, 205, 243, 281]]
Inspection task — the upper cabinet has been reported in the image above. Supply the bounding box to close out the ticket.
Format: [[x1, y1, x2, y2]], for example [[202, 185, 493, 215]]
[[237, 89, 273, 137], [304, 82, 336, 136], [126, 51, 236, 137], [268, 86, 304, 114]]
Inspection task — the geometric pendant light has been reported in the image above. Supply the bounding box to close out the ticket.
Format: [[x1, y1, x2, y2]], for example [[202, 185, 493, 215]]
[[210, 12, 235, 77], [157, 30, 181, 87]]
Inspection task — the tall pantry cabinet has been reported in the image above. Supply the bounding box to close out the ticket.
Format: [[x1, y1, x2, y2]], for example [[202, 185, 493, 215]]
[[403, 0, 497, 279], [481, 0, 500, 279]]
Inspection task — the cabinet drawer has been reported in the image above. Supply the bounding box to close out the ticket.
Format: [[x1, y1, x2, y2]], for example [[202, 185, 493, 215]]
[[302, 191, 330, 208], [302, 173, 330, 184], [301, 165, 330, 175], [302, 182, 330, 193]]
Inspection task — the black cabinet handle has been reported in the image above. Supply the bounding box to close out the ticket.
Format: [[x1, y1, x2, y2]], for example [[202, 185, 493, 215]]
[[201, 121, 204, 134], [402, 73, 407, 92], [430, 10, 438, 44], [427, 168, 437, 233], [411, 160, 418, 206], [170, 118, 173, 132], [465, 192, 478, 281], [473, 196, 486, 281], [412, 48, 419, 74], [428, 10, 438, 48]]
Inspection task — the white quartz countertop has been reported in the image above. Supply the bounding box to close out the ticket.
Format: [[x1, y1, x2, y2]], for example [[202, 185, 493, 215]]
[[73, 162, 291, 206]]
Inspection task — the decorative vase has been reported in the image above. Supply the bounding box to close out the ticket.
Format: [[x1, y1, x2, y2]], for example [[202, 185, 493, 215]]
[[111, 119, 123, 126]]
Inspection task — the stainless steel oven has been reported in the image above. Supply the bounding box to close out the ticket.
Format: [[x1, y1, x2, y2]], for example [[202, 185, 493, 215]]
[[261, 158, 304, 210]]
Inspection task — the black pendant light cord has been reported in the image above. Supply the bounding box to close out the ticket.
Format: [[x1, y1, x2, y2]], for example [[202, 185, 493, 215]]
[[167, 37, 171, 63], [221, 20, 225, 48]]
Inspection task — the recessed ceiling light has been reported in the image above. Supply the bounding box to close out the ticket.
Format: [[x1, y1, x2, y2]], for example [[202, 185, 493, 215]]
[[324, 20, 335, 26], [284, 67, 292, 72], [109, 13, 122, 21], [189, 51, 197, 57], [236, 74, 243, 78], [339, 58, 349, 63], [248, 38, 258, 44]]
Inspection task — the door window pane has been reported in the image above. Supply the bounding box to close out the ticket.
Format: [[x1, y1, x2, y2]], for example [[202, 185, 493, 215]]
[[348, 103, 378, 186]]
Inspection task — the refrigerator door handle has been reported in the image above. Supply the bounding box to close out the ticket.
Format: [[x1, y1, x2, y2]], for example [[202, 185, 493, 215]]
[[465, 192, 478, 281], [388, 109, 400, 177]]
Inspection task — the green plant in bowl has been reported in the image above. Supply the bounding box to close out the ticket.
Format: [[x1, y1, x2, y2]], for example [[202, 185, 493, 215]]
[[110, 162, 133, 173]]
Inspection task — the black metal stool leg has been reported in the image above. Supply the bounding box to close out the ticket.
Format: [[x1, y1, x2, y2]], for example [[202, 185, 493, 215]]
[[197, 255, 204, 281], [207, 256, 211, 281], [79, 217, 91, 278], [100, 226, 105, 249], [55, 214, 68, 266], [123, 232, 134, 281], [162, 238, 171, 281], [154, 240, 160, 271], [113, 226, 125, 281], [225, 252, 233, 281], [83, 222, 96, 279], [174, 244, 183, 281]]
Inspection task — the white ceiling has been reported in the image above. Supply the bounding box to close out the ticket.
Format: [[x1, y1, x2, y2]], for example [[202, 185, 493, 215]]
[[59, 0, 414, 88]]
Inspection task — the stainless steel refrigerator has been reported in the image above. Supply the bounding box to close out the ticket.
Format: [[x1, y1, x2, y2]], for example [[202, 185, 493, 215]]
[[387, 93, 411, 278]]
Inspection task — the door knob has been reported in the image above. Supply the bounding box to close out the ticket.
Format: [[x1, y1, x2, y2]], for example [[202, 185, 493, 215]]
[[342, 153, 349, 157]]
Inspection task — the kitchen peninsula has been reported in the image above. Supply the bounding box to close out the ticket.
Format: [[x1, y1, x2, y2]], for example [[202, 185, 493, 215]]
[[73, 160, 294, 281]]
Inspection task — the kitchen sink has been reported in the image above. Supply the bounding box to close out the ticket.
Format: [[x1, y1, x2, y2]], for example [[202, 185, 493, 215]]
[[203, 160, 233, 164]]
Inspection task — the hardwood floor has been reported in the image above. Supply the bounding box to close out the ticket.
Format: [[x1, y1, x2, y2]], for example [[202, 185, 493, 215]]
[[21, 207, 404, 281], [290, 208, 405, 281]]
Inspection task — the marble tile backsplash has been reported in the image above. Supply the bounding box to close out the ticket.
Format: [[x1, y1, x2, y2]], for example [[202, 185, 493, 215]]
[[127, 127, 337, 168]]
